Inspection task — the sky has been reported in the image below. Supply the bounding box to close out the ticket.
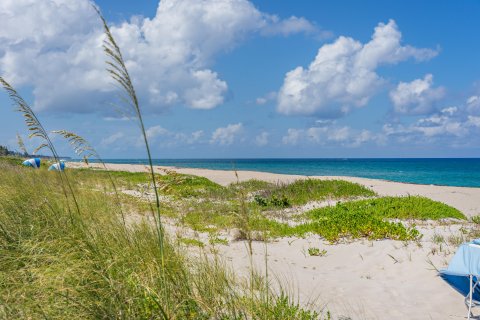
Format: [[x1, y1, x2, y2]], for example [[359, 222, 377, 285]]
[[1, 0, 480, 159]]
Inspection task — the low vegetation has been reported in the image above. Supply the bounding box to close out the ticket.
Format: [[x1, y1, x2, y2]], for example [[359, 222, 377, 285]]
[[64, 165, 466, 244], [253, 179, 376, 209], [331, 196, 465, 220], [0, 160, 324, 319], [308, 248, 327, 257]]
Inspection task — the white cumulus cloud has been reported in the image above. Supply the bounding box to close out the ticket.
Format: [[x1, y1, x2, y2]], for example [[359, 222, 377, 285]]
[[283, 125, 378, 147], [0, 0, 317, 114], [210, 123, 243, 145], [467, 95, 480, 115], [390, 74, 445, 115], [255, 131, 269, 146], [383, 106, 470, 142], [101, 132, 124, 146], [277, 19, 438, 116], [282, 128, 303, 145]]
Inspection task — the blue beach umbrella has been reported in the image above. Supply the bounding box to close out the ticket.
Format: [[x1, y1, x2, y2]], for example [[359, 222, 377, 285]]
[[22, 158, 41, 169], [48, 161, 66, 171]]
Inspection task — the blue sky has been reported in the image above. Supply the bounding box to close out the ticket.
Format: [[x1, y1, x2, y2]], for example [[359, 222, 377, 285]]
[[1, 0, 480, 159]]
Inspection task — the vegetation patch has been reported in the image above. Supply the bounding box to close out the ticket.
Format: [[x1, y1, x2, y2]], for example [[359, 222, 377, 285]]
[[241, 196, 465, 242], [253, 179, 376, 209], [179, 237, 205, 248], [0, 161, 325, 319], [0, 156, 25, 167], [323, 196, 466, 221], [308, 247, 327, 257]]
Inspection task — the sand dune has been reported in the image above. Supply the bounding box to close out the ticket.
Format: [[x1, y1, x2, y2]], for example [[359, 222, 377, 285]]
[[68, 161, 480, 217], [67, 161, 480, 319]]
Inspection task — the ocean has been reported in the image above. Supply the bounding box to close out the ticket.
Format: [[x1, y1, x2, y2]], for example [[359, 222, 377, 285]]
[[77, 158, 480, 188]]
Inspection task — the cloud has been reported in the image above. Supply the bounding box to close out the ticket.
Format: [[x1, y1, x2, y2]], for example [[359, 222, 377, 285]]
[[389, 74, 445, 115], [283, 125, 379, 147], [145, 125, 169, 140], [261, 16, 326, 37], [189, 130, 205, 144], [255, 131, 269, 146], [0, 0, 317, 114], [282, 128, 303, 145], [383, 106, 472, 142], [277, 19, 438, 116], [101, 132, 124, 146], [210, 123, 243, 145], [133, 126, 206, 148], [256, 91, 277, 105], [467, 95, 480, 115], [467, 116, 480, 128]]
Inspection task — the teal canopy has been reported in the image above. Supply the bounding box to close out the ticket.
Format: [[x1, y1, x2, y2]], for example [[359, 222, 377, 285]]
[[443, 241, 480, 277], [441, 240, 480, 319]]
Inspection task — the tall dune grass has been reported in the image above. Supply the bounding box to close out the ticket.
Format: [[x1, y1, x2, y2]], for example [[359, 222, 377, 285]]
[[0, 77, 81, 223], [94, 5, 167, 276], [0, 159, 323, 319], [0, 4, 326, 319]]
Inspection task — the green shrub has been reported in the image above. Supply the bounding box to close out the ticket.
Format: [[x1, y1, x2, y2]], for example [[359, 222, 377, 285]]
[[471, 215, 480, 224], [321, 196, 465, 220], [247, 196, 464, 242], [254, 179, 375, 209], [308, 247, 327, 257], [254, 194, 290, 208]]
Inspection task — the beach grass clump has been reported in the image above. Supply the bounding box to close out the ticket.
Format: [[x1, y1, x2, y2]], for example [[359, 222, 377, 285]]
[[0, 155, 25, 167], [229, 179, 275, 192], [253, 179, 376, 209], [307, 247, 327, 257], [158, 173, 224, 198], [180, 200, 238, 232], [0, 161, 325, 319], [71, 168, 225, 199], [179, 237, 205, 248], [71, 168, 151, 187], [0, 6, 328, 318], [471, 215, 480, 224]]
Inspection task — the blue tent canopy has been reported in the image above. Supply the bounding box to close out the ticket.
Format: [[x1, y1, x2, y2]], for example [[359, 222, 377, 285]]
[[48, 161, 66, 171], [442, 241, 480, 277], [22, 158, 41, 169], [441, 241, 480, 319]]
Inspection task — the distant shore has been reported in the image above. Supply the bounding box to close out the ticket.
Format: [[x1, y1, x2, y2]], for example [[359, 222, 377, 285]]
[[68, 158, 480, 187], [67, 161, 480, 217]]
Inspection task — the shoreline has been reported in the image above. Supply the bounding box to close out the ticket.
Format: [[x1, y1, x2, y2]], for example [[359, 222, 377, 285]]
[[67, 161, 480, 217], [68, 158, 480, 188]]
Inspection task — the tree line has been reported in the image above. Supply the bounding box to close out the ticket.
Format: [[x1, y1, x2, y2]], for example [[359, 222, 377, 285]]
[[0, 145, 26, 157]]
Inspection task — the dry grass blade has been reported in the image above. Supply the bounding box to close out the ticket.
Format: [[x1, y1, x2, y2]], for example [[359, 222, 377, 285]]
[[16, 133, 28, 155], [0, 76, 81, 219], [93, 6, 165, 254], [52, 130, 97, 160], [52, 129, 128, 230], [33, 143, 49, 155], [0, 77, 53, 156]]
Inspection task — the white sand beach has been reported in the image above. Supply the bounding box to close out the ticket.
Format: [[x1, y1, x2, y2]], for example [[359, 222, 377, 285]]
[[68, 161, 480, 319]]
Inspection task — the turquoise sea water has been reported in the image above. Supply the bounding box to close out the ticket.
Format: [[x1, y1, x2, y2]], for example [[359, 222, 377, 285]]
[[83, 158, 480, 187]]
